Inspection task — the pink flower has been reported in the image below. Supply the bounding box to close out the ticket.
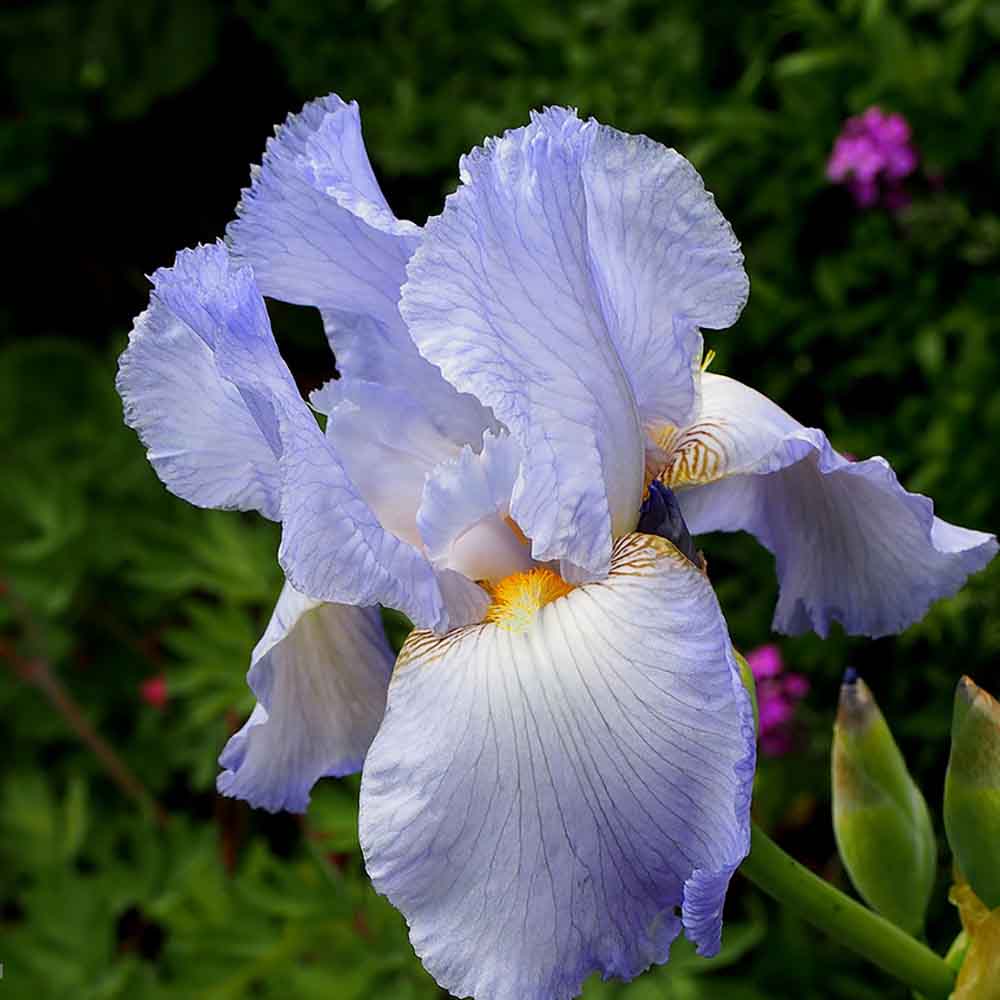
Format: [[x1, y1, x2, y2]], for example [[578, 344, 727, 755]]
[[746, 643, 783, 678], [826, 106, 918, 211], [746, 644, 810, 756], [140, 674, 169, 710]]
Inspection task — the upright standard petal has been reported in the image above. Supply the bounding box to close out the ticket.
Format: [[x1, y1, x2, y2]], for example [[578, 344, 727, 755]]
[[661, 373, 998, 637], [402, 109, 646, 576], [142, 242, 450, 630], [228, 92, 498, 491], [581, 125, 748, 429], [312, 377, 469, 548], [360, 534, 755, 1000], [218, 581, 394, 813], [402, 108, 747, 576], [321, 309, 497, 447], [227, 94, 418, 331]]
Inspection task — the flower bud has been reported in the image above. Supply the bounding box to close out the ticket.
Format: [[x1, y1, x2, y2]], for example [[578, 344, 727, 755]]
[[831, 670, 937, 935], [944, 675, 1000, 909]]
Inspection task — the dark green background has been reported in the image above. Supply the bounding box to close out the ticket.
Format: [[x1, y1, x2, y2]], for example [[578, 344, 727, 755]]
[[2, 1, 998, 997]]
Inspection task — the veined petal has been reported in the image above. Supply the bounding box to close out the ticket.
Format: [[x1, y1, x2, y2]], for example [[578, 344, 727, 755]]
[[218, 581, 394, 813], [146, 242, 449, 629], [312, 376, 467, 548], [401, 108, 646, 576], [227, 94, 418, 330], [402, 109, 747, 576], [116, 297, 281, 519], [275, 388, 448, 628], [666, 374, 998, 637], [309, 375, 493, 626], [582, 125, 747, 429], [417, 429, 532, 582], [360, 533, 755, 1000], [227, 91, 497, 450], [321, 309, 497, 446]]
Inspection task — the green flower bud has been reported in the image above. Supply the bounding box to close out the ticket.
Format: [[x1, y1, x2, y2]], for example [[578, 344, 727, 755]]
[[831, 670, 937, 936], [944, 675, 1000, 910]]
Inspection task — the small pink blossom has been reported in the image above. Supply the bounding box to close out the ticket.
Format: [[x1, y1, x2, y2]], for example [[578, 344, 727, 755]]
[[746, 644, 810, 756], [140, 674, 168, 710], [827, 106, 918, 211], [746, 643, 783, 678]]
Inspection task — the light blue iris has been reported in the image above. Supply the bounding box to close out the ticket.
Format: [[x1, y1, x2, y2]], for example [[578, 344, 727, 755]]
[[116, 94, 995, 1000]]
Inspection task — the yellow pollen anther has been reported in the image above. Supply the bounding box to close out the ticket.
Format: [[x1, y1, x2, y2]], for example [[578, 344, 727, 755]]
[[701, 348, 717, 372], [485, 568, 574, 632]]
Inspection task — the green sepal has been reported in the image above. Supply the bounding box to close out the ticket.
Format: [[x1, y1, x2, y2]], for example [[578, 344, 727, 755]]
[[831, 672, 937, 936]]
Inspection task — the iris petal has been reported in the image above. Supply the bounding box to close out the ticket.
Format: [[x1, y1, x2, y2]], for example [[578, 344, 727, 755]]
[[228, 92, 495, 442], [218, 581, 394, 812], [141, 242, 449, 629], [402, 108, 645, 577], [582, 124, 748, 429], [360, 533, 755, 1000], [311, 375, 495, 625], [116, 294, 281, 519], [312, 376, 468, 548], [402, 108, 746, 578], [666, 374, 998, 637], [227, 93, 418, 330], [321, 309, 497, 443], [228, 91, 498, 527], [417, 429, 531, 581]]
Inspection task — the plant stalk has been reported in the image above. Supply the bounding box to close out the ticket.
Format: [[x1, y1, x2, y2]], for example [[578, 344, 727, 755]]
[[740, 823, 954, 999]]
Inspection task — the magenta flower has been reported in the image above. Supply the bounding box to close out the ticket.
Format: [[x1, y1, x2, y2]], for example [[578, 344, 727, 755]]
[[747, 644, 809, 756], [140, 674, 168, 710], [826, 106, 918, 210]]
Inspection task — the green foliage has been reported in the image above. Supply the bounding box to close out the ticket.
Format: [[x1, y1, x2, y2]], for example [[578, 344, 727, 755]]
[[0, 0, 221, 206], [3, 1, 999, 997]]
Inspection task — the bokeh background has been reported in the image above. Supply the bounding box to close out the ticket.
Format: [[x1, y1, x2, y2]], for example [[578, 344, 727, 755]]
[[3, 1, 999, 997]]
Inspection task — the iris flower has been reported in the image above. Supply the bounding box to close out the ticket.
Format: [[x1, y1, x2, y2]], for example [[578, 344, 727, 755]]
[[116, 96, 996, 1000]]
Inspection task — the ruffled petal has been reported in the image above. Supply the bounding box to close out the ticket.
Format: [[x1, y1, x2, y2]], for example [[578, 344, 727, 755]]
[[227, 94, 418, 331], [321, 309, 497, 446], [417, 429, 532, 582], [312, 375, 495, 625], [116, 297, 281, 519], [227, 92, 497, 457], [146, 242, 449, 629], [402, 109, 747, 577], [360, 533, 755, 1000], [401, 108, 646, 576], [217, 581, 394, 813], [274, 381, 449, 628], [312, 376, 467, 548], [666, 374, 998, 637], [581, 124, 747, 429]]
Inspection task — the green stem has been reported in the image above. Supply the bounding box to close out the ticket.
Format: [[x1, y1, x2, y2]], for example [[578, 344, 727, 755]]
[[740, 823, 955, 999]]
